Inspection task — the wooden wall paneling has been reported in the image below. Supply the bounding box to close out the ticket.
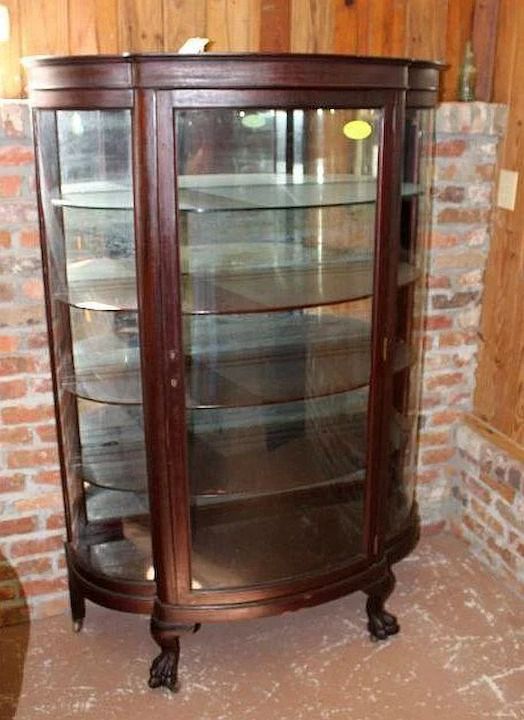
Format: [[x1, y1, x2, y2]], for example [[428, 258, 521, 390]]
[[20, 0, 69, 57], [333, 0, 358, 54], [472, 0, 500, 101], [406, 0, 448, 61], [163, 0, 207, 53], [259, 0, 290, 52], [0, 0, 22, 97], [118, 0, 164, 52], [68, 0, 119, 55], [290, 0, 335, 53], [492, 0, 517, 104], [440, 0, 475, 101], [382, 0, 408, 58], [206, 0, 261, 52], [474, 0, 524, 444]]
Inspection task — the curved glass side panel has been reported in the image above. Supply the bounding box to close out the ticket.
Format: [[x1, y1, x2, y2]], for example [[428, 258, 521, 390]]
[[37, 109, 150, 582], [387, 108, 435, 538], [175, 107, 382, 590]]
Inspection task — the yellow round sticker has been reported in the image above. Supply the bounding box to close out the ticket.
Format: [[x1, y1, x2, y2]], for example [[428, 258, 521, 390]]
[[241, 113, 266, 129], [343, 120, 373, 140]]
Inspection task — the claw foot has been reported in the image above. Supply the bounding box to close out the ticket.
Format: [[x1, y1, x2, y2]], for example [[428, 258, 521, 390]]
[[366, 600, 399, 641], [148, 646, 180, 692]]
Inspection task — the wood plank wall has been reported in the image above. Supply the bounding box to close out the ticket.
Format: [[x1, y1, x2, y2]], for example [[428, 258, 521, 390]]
[[474, 0, 524, 447], [0, 0, 476, 99]]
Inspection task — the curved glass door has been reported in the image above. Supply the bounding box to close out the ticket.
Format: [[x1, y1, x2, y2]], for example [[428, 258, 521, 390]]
[[387, 108, 435, 537], [175, 107, 403, 590], [37, 109, 151, 582]]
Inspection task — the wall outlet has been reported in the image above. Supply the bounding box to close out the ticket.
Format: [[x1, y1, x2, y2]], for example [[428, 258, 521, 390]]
[[497, 169, 519, 211]]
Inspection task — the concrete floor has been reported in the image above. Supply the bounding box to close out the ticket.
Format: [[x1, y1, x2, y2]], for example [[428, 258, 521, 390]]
[[1, 534, 523, 720]]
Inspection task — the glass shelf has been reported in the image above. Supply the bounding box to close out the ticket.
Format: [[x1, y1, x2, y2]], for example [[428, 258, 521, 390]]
[[50, 178, 421, 212], [80, 441, 148, 492], [86, 486, 149, 523], [75, 497, 366, 588], [64, 325, 412, 409]]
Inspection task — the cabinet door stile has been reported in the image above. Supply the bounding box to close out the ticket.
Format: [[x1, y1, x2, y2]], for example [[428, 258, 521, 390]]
[[363, 92, 405, 559], [133, 89, 185, 603]]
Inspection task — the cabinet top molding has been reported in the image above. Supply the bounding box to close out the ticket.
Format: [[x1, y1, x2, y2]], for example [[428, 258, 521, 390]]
[[24, 53, 443, 94]]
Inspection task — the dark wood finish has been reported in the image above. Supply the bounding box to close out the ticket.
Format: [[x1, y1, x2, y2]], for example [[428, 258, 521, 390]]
[[26, 54, 441, 692]]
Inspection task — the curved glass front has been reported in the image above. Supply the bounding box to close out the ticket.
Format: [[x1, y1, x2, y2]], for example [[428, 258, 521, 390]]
[[386, 108, 435, 538], [37, 109, 152, 583], [175, 107, 388, 589]]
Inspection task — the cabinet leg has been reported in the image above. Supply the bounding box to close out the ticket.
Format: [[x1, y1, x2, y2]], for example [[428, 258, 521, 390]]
[[66, 555, 85, 633], [365, 567, 399, 641], [149, 620, 200, 692]]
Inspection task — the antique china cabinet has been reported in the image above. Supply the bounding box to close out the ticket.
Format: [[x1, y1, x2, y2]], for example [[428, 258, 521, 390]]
[[25, 53, 441, 691]]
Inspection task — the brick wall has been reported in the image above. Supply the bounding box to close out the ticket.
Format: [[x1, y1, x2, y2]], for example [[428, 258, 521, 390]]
[[453, 423, 524, 596], [0, 101, 67, 626], [416, 102, 507, 532], [0, 100, 514, 626]]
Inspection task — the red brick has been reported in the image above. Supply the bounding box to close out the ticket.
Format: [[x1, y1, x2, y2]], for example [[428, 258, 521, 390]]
[[0, 355, 37, 376], [0, 282, 14, 302], [31, 595, 69, 620], [22, 278, 44, 300], [46, 513, 65, 530], [475, 164, 495, 181], [0, 230, 11, 248], [0, 604, 30, 627], [463, 512, 485, 539], [437, 207, 490, 225], [0, 335, 19, 352], [0, 474, 25, 493], [0, 563, 17, 580], [15, 557, 53, 576], [480, 471, 516, 504], [0, 304, 45, 327], [426, 372, 464, 390], [34, 470, 61, 486], [432, 291, 478, 310], [7, 447, 58, 469], [0, 585, 18, 601], [435, 185, 465, 203], [23, 576, 68, 597], [430, 232, 460, 249], [15, 492, 62, 512], [416, 469, 440, 484], [0, 379, 27, 399], [9, 534, 63, 558], [427, 275, 451, 289], [0, 175, 22, 197], [0, 515, 37, 536], [35, 423, 57, 442], [0, 146, 34, 165], [1, 404, 54, 424], [27, 331, 49, 349], [0, 426, 32, 444], [421, 520, 446, 536], [486, 536, 516, 570], [430, 409, 462, 426], [19, 229, 40, 248], [425, 315, 453, 331], [418, 430, 450, 447], [463, 475, 492, 504], [435, 139, 466, 157], [439, 331, 477, 347], [31, 377, 53, 393], [420, 447, 455, 465], [470, 497, 504, 536]]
